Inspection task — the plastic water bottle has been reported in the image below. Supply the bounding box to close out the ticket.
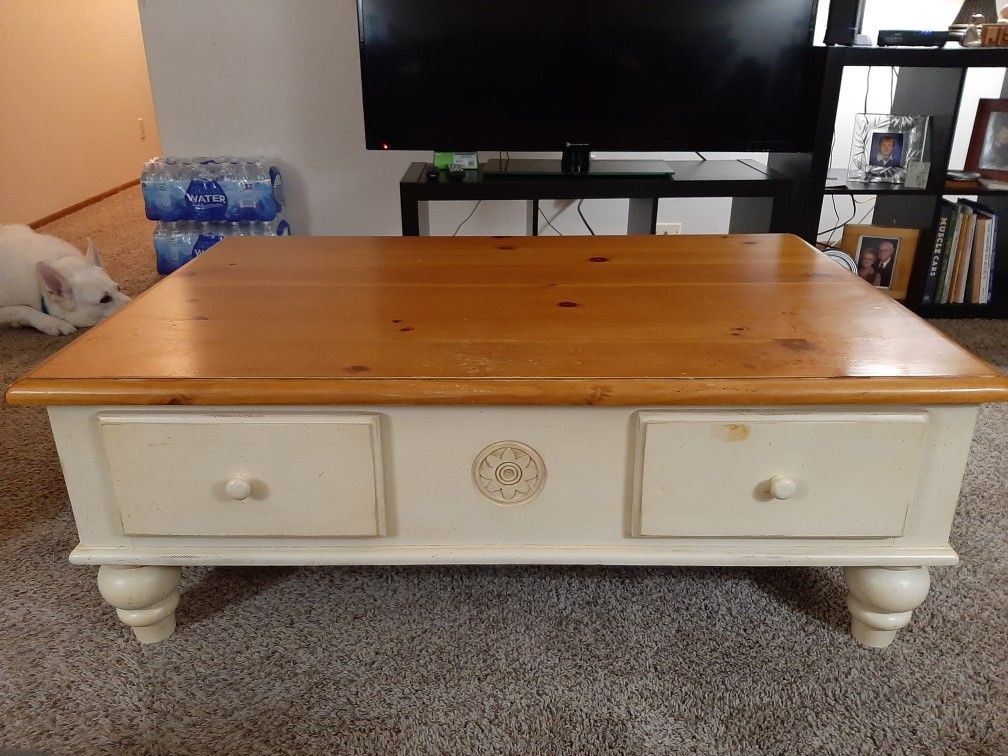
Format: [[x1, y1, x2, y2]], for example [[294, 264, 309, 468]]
[[192, 222, 223, 259], [141, 159, 187, 221], [142, 156, 283, 222], [153, 217, 292, 274]]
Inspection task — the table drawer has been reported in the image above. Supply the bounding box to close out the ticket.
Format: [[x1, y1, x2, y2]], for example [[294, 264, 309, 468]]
[[97, 412, 385, 537], [633, 411, 928, 538]]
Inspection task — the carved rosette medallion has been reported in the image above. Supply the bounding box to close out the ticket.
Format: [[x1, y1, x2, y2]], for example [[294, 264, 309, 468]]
[[472, 441, 546, 505]]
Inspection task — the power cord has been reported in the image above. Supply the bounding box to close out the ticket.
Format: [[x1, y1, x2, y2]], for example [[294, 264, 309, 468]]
[[577, 199, 595, 235], [538, 206, 564, 236], [695, 152, 707, 161], [453, 201, 482, 236], [818, 195, 874, 245]]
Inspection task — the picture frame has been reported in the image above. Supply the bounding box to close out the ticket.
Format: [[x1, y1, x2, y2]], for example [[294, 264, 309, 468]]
[[848, 114, 929, 185], [838, 224, 921, 300], [965, 98, 1008, 181]]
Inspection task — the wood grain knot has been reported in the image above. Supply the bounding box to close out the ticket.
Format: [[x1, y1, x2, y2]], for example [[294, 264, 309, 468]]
[[558, 301, 579, 308], [589, 257, 609, 262], [775, 338, 815, 351]]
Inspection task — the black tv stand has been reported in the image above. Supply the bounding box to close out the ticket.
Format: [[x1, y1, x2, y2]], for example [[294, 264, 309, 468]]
[[483, 158, 674, 178], [400, 158, 789, 236]]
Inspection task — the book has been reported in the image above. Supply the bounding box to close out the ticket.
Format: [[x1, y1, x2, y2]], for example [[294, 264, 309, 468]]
[[969, 217, 988, 303], [979, 178, 1008, 191], [926, 199, 998, 306], [940, 204, 967, 304], [959, 199, 999, 305], [951, 210, 977, 304], [980, 214, 997, 304], [922, 200, 955, 305]]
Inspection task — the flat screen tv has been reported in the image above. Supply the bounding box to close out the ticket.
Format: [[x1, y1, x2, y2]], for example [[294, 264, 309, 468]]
[[357, 0, 820, 154]]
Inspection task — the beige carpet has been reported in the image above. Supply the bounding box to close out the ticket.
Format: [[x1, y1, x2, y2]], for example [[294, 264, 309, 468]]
[[1, 188, 1006, 754]]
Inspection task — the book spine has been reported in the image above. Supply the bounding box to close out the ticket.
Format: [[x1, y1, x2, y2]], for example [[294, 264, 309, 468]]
[[969, 217, 988, 303], [922, 204, 953, 305], [979, 218, 991, 304], [939, 204, 964, 304], [953, 212, 977, 304], [983, 214, 998, 304]]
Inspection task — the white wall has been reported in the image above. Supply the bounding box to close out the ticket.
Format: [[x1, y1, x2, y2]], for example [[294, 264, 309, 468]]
[[138, 0, 422, 237], [0, 0, 162, 224], [138, 0, 1005, 238]]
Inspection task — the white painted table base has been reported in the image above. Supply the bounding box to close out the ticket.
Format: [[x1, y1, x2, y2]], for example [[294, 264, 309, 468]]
[[47, 403, 979, 648]]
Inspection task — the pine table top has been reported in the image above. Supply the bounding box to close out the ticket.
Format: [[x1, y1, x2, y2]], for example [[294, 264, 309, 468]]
[[8, 234, 1008, 406]]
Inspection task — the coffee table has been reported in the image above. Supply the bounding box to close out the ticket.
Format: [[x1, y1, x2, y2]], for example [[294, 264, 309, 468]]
[[8, 234, 1007, 646]]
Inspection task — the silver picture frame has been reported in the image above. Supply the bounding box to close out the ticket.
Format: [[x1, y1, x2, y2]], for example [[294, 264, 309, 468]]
[[848, 114, 930, 184]]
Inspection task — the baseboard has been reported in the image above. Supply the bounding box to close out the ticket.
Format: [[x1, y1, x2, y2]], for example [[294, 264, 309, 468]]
[[29, 178, 140, 229]]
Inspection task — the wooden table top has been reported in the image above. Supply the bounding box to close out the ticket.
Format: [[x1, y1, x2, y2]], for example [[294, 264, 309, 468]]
[[8, 234, 1008, 406]]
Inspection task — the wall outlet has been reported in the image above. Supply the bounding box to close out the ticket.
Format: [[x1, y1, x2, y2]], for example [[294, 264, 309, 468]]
[[656, 222, 682, 235], [138, 118, 146, 141]]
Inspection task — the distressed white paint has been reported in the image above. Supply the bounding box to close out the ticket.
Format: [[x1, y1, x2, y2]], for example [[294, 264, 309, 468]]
[[96, 564, 181, 644], [633, 410, 929, 538], [844, 565, 932, 648], [98, 411, 385, 537], [48, 403, 978, 644]]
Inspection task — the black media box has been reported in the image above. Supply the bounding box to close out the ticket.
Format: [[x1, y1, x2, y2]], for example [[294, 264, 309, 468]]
[[877, 30, 954, 47]]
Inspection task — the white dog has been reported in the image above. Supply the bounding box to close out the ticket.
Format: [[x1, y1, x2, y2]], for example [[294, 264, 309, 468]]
[[0, 224, 130, 335]]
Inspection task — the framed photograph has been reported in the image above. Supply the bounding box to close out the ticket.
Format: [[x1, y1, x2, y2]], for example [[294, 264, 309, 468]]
[[868, 132, 904, 168], [848, 114, 929, 184], [965, 98, 1008, 181], [838, 224, 921, 300]]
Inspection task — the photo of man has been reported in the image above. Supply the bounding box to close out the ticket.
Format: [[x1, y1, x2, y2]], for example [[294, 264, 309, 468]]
[[979, 111, 1008, 171], [869, 132, 904, 168], [855, 236, 900, 289]]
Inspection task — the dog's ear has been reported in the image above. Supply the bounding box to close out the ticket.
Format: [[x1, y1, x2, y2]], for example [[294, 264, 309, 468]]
[[84, 237, 103, 268], [37, 261, 72, 300]]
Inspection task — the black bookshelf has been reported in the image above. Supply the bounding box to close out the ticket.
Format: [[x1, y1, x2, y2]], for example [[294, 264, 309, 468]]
[[775, 45, 1008, 319]]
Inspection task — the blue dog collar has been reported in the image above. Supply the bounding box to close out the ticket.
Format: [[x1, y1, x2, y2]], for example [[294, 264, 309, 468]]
[[40, 295, 49, 315]]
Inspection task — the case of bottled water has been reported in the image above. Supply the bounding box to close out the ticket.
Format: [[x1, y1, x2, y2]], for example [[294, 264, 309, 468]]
[[142, 157, 284, 222], [153, 219, 292, 274]]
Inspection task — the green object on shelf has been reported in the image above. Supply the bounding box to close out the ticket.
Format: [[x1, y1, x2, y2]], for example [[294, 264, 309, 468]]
[[433, 151, 479, 170], [433, 152, 455, 170]]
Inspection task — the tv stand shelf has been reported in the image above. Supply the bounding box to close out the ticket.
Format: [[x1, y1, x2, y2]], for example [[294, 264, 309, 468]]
[[399, 159, 792, 236]]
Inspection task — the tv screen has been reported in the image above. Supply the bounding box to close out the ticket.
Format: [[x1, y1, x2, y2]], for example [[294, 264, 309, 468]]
[[357, 0, 819, 153]]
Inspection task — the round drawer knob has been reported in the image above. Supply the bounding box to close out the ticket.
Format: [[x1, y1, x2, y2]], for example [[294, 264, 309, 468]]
[[769, 475, 797, 501], [225, 477, 252, 501]]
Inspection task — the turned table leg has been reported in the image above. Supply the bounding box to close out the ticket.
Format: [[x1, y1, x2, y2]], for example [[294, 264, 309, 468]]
[[97, 565, 182, 643], [843, 566, 931, 648]]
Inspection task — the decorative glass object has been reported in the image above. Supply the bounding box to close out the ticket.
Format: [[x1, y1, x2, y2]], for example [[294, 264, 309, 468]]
[[847, 114, 929, 185]]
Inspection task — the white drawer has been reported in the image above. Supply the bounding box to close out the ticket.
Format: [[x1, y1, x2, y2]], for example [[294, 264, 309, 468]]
[[633, 411, 928, 538], [97, 412, 385, 537]]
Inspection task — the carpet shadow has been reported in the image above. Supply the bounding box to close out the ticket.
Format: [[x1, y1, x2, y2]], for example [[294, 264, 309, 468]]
[[179, 565, 297, 628], [745, 565, 848, 634]]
